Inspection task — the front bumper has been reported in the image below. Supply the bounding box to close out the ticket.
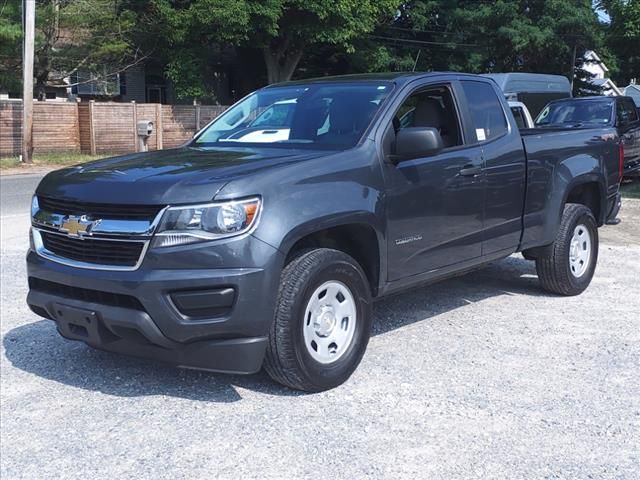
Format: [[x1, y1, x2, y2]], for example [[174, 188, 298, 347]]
[[26, 234, 284, 374]]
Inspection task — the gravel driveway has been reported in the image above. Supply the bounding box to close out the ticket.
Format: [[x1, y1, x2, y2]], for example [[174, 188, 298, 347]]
[[1, 177, 639, 479]]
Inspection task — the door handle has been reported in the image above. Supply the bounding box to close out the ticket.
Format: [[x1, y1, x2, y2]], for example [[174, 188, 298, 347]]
[[459, 165, 482, 177]]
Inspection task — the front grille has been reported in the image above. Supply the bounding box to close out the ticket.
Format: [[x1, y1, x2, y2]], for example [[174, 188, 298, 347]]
[[29, 277, 145, 311], [41, 232, 145, 267], [38, 196, 162, 220]]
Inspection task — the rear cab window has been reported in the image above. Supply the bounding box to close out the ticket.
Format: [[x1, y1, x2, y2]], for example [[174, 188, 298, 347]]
[[617, 97, 639, 125], [460, 81, 508, 142], [511, 107, 526, 129]]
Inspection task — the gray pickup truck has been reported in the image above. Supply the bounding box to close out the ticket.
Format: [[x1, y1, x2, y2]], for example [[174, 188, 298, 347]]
[[27, 73, 622, 391]]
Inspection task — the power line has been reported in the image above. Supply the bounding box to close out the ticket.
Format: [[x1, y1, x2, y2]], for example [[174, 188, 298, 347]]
[[382, 25, 638, 40], [367, 34, 483, 49], [384, 25, 463, 36]]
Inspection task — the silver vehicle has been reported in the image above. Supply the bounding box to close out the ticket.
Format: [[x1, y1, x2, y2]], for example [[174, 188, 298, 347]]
[[484, 72, 572, 118]]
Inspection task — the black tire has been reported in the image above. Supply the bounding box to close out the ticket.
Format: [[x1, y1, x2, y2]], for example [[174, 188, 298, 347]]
[[535, 203, 598, 296], [264, 248, 373, 392]]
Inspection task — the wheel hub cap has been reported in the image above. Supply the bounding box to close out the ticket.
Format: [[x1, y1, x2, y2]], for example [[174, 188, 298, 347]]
[[302, 280, 357, 364], [313, 306, 336, 337], [569, 224, 591, 278]]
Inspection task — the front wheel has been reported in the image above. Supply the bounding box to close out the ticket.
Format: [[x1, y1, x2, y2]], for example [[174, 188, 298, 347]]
[[264, 248, 372, 392], [535, 203, 599, 296]]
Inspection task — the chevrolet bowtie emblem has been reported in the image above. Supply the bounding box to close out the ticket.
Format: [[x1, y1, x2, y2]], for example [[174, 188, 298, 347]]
[[60, 215, 100, 238]]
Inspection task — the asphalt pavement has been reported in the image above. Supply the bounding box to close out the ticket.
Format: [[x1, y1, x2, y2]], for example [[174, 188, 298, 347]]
[[1, 173, 41, 215], [1, 173, 639, 479]]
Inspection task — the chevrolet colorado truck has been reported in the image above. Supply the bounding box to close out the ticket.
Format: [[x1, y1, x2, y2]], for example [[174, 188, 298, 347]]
[[27, 73, 623, 391]]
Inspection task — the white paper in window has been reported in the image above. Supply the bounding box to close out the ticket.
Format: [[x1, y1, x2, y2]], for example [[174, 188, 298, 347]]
[[475, 128, 486, 141]]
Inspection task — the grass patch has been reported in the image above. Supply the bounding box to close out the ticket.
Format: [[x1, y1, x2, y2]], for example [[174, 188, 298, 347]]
[[0, 152, 111, 171], [621, 180, 640, 199]]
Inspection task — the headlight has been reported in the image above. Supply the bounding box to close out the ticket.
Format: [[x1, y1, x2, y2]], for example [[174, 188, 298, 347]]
[[31, 195, 39, 217], [152, 197, 261, 248]]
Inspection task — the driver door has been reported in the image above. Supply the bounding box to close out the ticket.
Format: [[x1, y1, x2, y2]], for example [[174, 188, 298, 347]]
[[383, 82, 485, 281]]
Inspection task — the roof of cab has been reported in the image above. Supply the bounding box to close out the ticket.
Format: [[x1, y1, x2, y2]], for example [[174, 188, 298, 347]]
[[266, 71, 485, 88]]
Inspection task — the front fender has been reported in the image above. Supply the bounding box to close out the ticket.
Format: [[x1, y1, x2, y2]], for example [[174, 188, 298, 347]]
[[253, 179, 385, 255], [213, 143, 388, 276]]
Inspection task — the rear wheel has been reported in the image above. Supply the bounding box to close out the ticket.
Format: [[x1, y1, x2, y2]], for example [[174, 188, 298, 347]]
[[264, 248, 372, 392], [535, 203, 598, 296]]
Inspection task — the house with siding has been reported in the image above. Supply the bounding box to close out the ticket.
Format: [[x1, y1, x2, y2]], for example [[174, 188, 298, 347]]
[[582, 50, 622, 96], [69, 64, 179, 104], [624, 82, 640, 107]]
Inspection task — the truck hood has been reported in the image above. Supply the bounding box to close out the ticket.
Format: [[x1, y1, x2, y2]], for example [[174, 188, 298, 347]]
[[36, 146, 333, 205]]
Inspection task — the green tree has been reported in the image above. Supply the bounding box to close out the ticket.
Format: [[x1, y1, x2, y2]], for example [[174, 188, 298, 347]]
[[249, 0, 400, 83], [32, 0, 143, 100], [326, 0, 606, 95], [1, 1, 145, 99], [147, 0, 400, 99], [598, 0, 640, 84], [0, 0, 23, 92], [142, 0, 251, 100]]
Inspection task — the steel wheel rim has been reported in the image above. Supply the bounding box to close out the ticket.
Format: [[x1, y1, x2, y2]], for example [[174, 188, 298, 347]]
[[569, 223, 591, 278], [302, 280, 357, 364]]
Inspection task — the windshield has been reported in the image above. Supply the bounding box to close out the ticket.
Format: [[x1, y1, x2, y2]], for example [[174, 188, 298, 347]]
[[194, 82, 393, 149], [536, 99, 613, 126]]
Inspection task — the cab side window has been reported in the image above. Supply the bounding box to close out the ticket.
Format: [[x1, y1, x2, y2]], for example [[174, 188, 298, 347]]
[[393, 87, 463, 148], [461, 81, 508, 142]]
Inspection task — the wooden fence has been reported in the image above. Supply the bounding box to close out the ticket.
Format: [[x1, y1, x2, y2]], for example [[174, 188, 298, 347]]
[[0, 101, 228, 157]]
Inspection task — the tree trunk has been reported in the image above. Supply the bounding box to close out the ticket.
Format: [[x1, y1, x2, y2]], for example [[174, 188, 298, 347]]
[[36, 82, 47, 101], [263, 41, 305, 84], [35, 71, 48, 101]]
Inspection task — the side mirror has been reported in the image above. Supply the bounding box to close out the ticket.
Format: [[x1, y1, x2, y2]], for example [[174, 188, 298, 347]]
[[391, 127, 444, 163]]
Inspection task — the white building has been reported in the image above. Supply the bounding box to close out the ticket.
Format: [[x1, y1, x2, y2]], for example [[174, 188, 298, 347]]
[[624, 82, 640, 107], [582, 50, 622, 96]]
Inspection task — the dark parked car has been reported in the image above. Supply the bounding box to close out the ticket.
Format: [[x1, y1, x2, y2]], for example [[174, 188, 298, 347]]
[[536, 96, 640, 178], [28, 73, 623, 391]]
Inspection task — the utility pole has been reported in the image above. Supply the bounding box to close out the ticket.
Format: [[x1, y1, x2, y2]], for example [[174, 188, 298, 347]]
[[22, 0, 35, 164], [569, 44, 577, 94]]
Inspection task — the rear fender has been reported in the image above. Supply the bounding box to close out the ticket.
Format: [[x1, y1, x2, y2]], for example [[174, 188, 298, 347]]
[[522, 153, 605, 250]]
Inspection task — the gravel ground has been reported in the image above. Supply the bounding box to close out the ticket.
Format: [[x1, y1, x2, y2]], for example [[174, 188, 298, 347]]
[[1, 180, 639, 479]]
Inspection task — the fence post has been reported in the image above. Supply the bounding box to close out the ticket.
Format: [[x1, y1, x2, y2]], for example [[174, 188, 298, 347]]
[[74, 102, 80, 153], [156, 103, 163, 150], [89, 100, 96, 155], [195, 103, 201, 132], [131, 101, 138, 153]]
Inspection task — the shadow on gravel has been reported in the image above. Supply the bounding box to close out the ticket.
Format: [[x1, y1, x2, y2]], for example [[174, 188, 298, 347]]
[[4, 256, 543, 401], [371, 254, 545, 336]]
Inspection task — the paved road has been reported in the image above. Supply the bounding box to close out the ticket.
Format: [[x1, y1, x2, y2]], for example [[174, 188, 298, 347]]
[[1, 174, 639, 479], [0, 174, 42, 215]]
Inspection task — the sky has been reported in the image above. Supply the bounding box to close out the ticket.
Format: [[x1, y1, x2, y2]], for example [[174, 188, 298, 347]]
[[592, 0, 611, 23]]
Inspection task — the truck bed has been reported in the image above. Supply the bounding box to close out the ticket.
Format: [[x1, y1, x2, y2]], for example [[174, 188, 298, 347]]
[[519, 126, 620, 249]]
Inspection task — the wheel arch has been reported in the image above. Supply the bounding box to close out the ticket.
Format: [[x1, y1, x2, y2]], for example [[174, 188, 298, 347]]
[[562, 178, 606, 226], [281, 218, 384, 297]]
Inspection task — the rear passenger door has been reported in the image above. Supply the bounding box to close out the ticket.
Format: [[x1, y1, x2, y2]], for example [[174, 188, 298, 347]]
[[459, 80, 527, 256]]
